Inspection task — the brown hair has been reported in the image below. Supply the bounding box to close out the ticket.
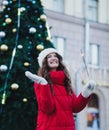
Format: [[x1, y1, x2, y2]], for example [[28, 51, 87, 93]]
[[38, 53, 73, 95]]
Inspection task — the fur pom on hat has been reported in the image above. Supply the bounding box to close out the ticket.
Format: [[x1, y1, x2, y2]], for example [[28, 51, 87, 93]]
[[38, 48, 62, 67]]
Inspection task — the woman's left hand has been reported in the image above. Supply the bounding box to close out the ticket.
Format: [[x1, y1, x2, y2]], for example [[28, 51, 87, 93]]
[[81, 80, 96, 98]]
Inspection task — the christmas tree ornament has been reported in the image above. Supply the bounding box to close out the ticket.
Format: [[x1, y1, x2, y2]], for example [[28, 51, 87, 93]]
[[11, 83, 19, 90], [29, 27, 36, 34], [5, 18, 12, 24], [36, 44, 44, 50], [37, 18, 40, 21], [0, 65, 8, 72], [12, 28, 17, 33], [2, 22, 6, 26], [40, 14, 46, 21], [32, 0, 36, 4], [27, 52, 31, 55], [23, 98, 28, 102], [7, 7, 11, 11], [9, 1, 13, 4], [29, 41, 32, 44], [27, 46, 31, 49], [39, 25, 43, 29], [0, 44, 8, 51], [17, 44, 23, 49], [24, 62, 30, 66], [5, 14, 9, 18], [0, 31, 6, 38], [37, 33, 41, 37], [2, 6, 6, 10], [2, 0, 9, 6], [20, 7, 26, 12]]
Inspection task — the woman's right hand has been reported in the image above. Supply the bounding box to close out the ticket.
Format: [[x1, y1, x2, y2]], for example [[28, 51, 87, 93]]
[[81, 80, 96, 98], [25, 71, 48, 84]]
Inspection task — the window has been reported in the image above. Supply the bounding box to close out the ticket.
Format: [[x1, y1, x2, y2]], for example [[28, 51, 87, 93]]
[[85, 0, 98, 21], [42, 0, 64, 13], [89, 43, 100, 65], [52, 36, 65, 57], [52, 0, 64, 13]]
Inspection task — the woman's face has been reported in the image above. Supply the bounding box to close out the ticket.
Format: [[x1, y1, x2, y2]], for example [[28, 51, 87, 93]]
[[47, 52, 59, 71]]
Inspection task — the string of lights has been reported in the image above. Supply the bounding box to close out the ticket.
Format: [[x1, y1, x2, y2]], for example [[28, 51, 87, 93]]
[[0, 0, 21, 112]]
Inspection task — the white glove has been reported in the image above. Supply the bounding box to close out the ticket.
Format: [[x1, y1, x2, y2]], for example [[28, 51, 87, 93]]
[[25, 71, 48, 85], [82, 80, 96, 98]]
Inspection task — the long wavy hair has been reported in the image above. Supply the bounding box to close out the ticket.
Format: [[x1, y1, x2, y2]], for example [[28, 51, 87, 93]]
[[38, 53, 73, 95]]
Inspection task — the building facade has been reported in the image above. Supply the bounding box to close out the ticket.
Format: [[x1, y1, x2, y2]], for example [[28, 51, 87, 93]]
[[42, 1, 109, 130]]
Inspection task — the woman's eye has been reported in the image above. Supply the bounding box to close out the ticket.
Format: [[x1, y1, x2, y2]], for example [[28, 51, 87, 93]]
[[47, 53, 57, 59], [47, 55, 51, 58], [54, 55, 57, 58]]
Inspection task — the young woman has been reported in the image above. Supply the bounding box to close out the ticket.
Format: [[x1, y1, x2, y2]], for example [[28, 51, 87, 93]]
[[25, 48, 95, 130]]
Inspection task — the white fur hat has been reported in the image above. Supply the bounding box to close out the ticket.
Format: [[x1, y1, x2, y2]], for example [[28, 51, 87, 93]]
[[38, 48, 62, 67]]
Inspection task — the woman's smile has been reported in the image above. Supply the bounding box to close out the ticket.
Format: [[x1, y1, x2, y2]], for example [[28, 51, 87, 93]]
[[47, 53, 59, 71]]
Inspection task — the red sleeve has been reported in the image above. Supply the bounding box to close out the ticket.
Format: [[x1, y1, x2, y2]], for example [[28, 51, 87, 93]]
[[72, 93, 90, 113], [34, 83, 55, 114]]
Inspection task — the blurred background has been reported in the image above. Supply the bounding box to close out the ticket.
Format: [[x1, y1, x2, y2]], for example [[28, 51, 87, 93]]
[[0, 0, 109, 130]]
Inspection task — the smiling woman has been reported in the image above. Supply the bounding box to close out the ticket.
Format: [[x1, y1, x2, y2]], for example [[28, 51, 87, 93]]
[[25, 48, 96, 130], [46, 53, 59, 71]]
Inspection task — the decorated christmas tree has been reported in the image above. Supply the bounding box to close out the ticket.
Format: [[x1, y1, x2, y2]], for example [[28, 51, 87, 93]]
[[0, 0, 54, 129]]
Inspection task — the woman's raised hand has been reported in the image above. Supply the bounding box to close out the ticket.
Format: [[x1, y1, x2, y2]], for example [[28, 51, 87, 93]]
[[25, 71, 48, 84], [81, 80, 96, 98]]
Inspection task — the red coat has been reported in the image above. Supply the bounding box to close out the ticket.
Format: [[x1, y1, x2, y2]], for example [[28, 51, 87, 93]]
[[34, 70, 90, 130]]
